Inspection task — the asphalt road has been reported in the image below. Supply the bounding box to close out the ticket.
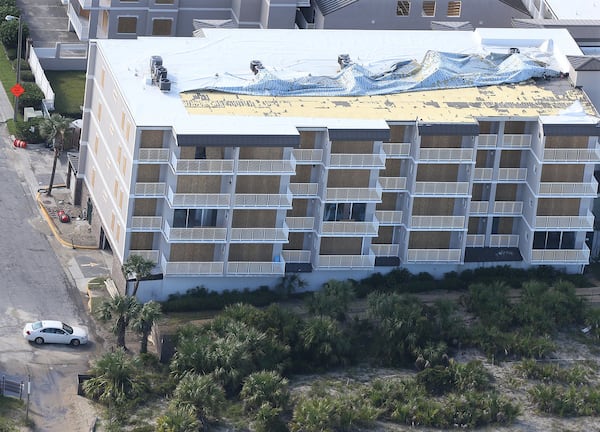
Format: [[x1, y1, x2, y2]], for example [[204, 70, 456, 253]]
[[0, 124, 99, 431]]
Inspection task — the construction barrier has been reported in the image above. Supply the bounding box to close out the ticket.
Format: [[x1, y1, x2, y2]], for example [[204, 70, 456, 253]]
[[12, 139, 27, 148]]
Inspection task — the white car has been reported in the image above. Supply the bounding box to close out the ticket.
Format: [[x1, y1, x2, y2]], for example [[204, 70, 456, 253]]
[[22, 320, 88, 346]]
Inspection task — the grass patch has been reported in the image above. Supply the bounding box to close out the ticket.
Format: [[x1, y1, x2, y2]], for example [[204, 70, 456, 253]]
[[45, 70, 85, 117], [0, 396, 26, 431], [88, 276, 107, 291]]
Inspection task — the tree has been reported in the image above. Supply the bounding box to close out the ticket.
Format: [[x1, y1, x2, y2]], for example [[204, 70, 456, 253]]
[[122, 254, 156, 297], [0, 16, 28, 50], [39, 113, 73, 196], [171, 372, 226, 426], [306, 279, 355, 321], [130, 300, 162, 354], [298, 316, 350, 370], [240, 370, 290, 413], [96, 294, 140, 349]]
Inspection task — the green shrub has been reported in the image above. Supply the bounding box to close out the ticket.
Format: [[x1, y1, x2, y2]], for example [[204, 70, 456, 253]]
[[306, 279, 355, 321], [416, 360, 491, 395], [529, 384, 600, 416], [0, 19, 28, 50], [516, 359, 591, 385], [0, 0, 16, 7], [469, 325, 556, 361], [162, 285, 280, 312], [15, 117, 44, 142], [19, 70, 33, 82], [19, 82, 44, 110]]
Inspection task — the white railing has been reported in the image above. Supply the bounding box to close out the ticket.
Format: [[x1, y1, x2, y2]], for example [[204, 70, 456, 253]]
[[286, 217, 315, 231], [534, 212, 594, 230], [325, 184, 382, 202], [163, 261, 225, 275], [538, 181, 598, 197], [375, 210, 403, 225], [289, 183, 319, 197], [329, 150, 386, 168], [530, 248, 590, 264], [139, 148, 169, 163], [379, 177, 407, 191], [292, 149, 323, 164], [371, 244, 400, 256], [490, 234, 519, 247], [502, 134, 531, 148], [478, 134, 498, 148], [418, 148, 474, 162], [473, 168, 493, 181], [498, 168, 527, 182], [413, 182, 469, 196], [543, 147, 600, 163], [234, 191, 293, 208], [406, 249, 462, 262], [230, 227, 289, 242], [320, 220, 379, 236], [171, 155, 234, 174], [135, 182, 166, 197], [131, 216, 162, 231], [466, 235, 485, 247], [67, 3, 90, 41], [129, 250, 159, 263], [237, 159, 295, 174], [282, 250, 311, 263], [164, 223, 227, 242], [168, 188, 230, 208], [382, 142, 411, 158], [410, 215, 465, 229], [318, 251, 375, 268], [493, 201, 523, 215], [227, 260, 286, 275], [470, 201, 489, 214]]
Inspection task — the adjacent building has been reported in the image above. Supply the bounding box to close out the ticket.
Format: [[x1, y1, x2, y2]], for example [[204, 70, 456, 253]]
[[76, 28, 600, 300]]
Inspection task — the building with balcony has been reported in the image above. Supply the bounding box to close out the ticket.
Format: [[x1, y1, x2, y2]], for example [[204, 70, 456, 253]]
[[76, 28, 600, 300]]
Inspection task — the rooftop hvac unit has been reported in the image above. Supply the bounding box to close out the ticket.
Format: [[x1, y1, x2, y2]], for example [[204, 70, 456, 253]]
[[509, 47, 520, 54], [150, 55, 163, 72], [159, 78, 171, 92], [250, 60, 264, 74], [338, 54, 351, 69]]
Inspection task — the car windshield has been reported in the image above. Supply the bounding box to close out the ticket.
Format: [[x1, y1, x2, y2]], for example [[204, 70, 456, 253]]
[[62, 323, 74, 334], [32, 321, 43, 330]]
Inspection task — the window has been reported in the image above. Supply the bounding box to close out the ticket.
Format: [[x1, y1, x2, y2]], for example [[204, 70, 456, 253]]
[[323, 203, 366, 222], [195, 146, 206, 160], [117, 16, 137, 34], [533, 231, 576, 250], [152, 18, 172, 35], [397, 1, 410, 15], [155, 0, 174, 3], [447, 1, 461, 17], [173, 209, 217, 228], [422, 1, 436, 16]]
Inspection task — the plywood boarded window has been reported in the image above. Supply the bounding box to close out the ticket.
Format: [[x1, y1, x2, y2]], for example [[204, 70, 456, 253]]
[[117, 16, 137, 34], [422, 1, 436, 16], [397, 1, 410, 15], [152, 19, 172, 36], [447, 1, 461, 16], [155, 0, 174, 4]]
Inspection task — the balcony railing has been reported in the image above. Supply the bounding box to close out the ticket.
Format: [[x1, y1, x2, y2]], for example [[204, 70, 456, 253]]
[[466, 235, 485, 247], [410, 215, 465, 229], [530, 248, 590, 264], [406, 249, 462, 262], [163, 221, 227, 242], [493, 201, 523, 215], [542, 147, 600, 163], [325, 184, 382, 202], [162, 260, 225, 275], [227, 260, 286, 275], [67, 3, 90, 41], [534, 212, 594, 230], [230, 226, 289, 242], [537, 180, 598, 197], [418, 148, 474, 163], [171, 154, 234, 174], [234, 191, 293, 208], [371, 244, 400, 256], [139, 148, 169, 163], [320, 219, 379, 236], [289, 182, 319, 197], [131, 216, 162, 231], [478, 134, 498, 148], [502, 134, 531, 148], [129, 250, 159, 263], [413, 182, 470, 196], [286, 217, 315, 231], [379, 177, 407, 191], [382, 142, 411, 158], [292, 149, 323, 164], [318, 251, 375, 268], [375, 210, 403, 225], [168, 188, 230, 208], [237, 158, 296, 175], [282, 250, 311, 263], [329, 150, 386, 169], [470, 201, 489, 214], [490, 234, 519, 247], [135, 182, 166, 197], [473, 168, 493, 182], [498, 168, 527, 182]]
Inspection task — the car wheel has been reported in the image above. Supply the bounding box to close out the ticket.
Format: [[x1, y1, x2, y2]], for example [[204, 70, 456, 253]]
[[34, 337, 44, 345], [70, 339, 80, 347]]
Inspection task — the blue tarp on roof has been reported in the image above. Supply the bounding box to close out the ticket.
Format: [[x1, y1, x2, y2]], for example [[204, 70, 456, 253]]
[[196, 51, 560, 97]]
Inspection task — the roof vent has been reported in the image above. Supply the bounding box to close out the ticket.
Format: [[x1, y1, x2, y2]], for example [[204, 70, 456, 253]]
[[338, 54, 351, 69], [509, 47, 520, 54], [250, 60, 264, 75]]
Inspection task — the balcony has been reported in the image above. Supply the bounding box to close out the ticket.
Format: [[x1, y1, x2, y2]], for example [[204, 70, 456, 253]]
[[167, 188, 230, 208], [282, 250, 311, 263], [473, 168, 493, 182], [493, 201, 523, 215], [131, 216, 162, 231], [478, 134, 498, 148], [237, 158, 296, 175], [286, 217, 315, 231], [501, 134, 531, 148], [537, 180, 598, 197], [135, 182, 166, 197], [318, 251, 375, 269], [498, 168, 527, 182], [417, 148, 474, 163], [329, 150, 386, 169], [379, 177, 407, 191], [139, 148, 169, 163], [289, 182, 319, 198], [533, 212, 594, 230], [490, 234, 519, 247], [375, 210, 403, 225], [292, 149, 323, 164], [234, 191, 293, 208], [320, 219, 379, 236], [230, 226, 289, 243], [542, 147, 600, 163], [371, 244, 400, 256], [226, 259, 286, 275], [163, 221, 227, 242], [170, 154, 234, 175], [325, 184, 382, 202], [162, 260, 225, 276], [466, 235, 485, 247], [382, 142, 411, 158], [470, 201, 489, 214], [67, 3, 90, 41], [413, 182, 470, 196], [530, 247, 590, 264], [129, 250, 159, 263], [410, 215, 465, 230], [406, 249, 462, 262]]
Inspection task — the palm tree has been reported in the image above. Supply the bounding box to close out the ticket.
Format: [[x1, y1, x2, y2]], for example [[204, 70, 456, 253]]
[[172, 372, 226, 426], [130, 300, 162, 354], [96, 294, 140, 349], [38, 113, 73, 196], [156, 405, 200, 432], [240, 370, 290, 413], [122, 254, 156, 297]]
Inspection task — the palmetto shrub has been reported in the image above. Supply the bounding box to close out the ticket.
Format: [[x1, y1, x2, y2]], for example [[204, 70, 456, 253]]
[[529, 384, 600, 417], [516, 358, 591, 385]]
